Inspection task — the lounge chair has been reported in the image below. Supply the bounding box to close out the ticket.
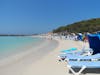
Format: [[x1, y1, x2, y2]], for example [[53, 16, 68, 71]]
[[58, 34, 100, 62], [67, 53, 100, 75], [66, 34, 100, 75], [66, 53, 100, 62], [58, 47, 93, 61], [58, 47, 77, 61]]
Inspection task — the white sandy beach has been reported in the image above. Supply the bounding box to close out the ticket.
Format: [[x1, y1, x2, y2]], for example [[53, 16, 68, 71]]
[[22, 39, 99, 75], [0, 38, 99, 75], [22, 39, 85, 75]]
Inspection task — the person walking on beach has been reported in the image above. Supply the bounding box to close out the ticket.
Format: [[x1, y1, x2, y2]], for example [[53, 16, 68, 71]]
[[83, 33, 88, 43]]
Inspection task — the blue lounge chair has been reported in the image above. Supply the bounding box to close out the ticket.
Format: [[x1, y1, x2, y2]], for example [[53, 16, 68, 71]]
[[67, 53, 100, 75], [58, 47, 77, 61], [58, 48, 93, 61], [66, 34, 100, 75], [58, 34, 100, 62], [67, 60, 100, 75], [59, 34, 100, 61], [66, 53, 100, 62]]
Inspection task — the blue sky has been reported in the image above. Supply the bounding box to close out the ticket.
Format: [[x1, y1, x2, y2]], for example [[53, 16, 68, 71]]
[[0, 0, 100, 34]]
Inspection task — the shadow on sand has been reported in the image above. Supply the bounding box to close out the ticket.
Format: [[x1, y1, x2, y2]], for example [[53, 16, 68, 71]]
[[69, 68, 100, 74]]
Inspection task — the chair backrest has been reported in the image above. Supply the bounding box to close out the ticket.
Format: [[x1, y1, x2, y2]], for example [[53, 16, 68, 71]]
[[88, 34, 100, 54]]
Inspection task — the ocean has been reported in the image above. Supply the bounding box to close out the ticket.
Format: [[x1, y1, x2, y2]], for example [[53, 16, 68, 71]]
[[0, 36, 44, 59]]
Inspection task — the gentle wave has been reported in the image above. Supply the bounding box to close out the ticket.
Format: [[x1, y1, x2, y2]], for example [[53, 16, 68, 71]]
[[0, 36, 44, 59]]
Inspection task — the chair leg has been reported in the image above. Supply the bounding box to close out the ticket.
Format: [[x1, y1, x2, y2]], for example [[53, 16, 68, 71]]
[[78, 66, 86, 75], [67, 65, 86, 75]]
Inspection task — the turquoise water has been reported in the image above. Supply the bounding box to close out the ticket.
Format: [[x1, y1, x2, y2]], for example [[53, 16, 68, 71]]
[[0, 36, 43, 59]]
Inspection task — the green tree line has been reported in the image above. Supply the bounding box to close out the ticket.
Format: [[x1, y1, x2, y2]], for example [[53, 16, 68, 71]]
[[53, 18, 100, 33]]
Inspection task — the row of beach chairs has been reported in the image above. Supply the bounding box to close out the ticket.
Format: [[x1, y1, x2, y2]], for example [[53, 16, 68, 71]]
[[58, 34, 100, 75]]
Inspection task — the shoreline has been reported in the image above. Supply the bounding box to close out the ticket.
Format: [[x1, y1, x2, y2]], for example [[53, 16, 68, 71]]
[[0, 36, 44, 60], [0, 38, 58, 68]]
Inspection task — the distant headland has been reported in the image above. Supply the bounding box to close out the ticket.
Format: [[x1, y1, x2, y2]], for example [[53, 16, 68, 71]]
[[53, 18, 100, 33]]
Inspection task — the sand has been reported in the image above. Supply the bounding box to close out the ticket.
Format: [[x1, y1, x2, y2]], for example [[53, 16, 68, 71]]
[[22, 39, 86, 75], [0, 38, 99, 75]]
